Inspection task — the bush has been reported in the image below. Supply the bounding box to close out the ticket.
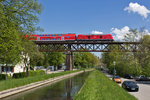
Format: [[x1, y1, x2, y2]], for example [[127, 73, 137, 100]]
[[13, 72, 27, 78], [0, 74, 9, 80], [29, 70, 45, 76]]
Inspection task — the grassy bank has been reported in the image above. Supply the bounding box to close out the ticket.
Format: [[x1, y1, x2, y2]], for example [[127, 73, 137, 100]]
[[74, 70, 137, 100], [0, 70, 82, 91]]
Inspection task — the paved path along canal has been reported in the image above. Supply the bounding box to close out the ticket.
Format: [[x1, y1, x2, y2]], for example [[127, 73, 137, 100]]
[[1, 71, 91, 100]]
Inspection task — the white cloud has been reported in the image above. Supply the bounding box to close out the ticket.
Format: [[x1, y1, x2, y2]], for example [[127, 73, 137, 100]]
[[111, 26, 130, 41], [91, 30, 103, 34], [124, 2, 150, 18], [142, 29, 150, 35]]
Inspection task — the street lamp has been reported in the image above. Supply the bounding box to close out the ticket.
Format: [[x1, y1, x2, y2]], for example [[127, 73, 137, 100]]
[[113, 61, 116, 76]]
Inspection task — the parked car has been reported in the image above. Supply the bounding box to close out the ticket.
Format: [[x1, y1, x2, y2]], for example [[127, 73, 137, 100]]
[[122, 81, 139, 92], [124, 74, 133, 79], [112, 76, 122, 83], [135, 75, 150, 81]]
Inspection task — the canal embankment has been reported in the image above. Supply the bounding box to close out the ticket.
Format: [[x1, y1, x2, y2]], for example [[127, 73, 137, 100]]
[[0, 69, 93, 99], [74, 70, 137, 100]]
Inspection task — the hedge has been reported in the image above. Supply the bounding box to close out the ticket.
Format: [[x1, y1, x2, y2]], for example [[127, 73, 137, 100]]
[[0, 74, 9, 80], [29, 70, 45, 76], [13, 72, 27, 78], [13, 70, 45, 79]]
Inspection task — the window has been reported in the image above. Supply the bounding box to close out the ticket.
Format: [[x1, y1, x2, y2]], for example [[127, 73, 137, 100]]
[[45, 35, 47, 36], [57, 34, 59, 36], [43, 35, 44, 36], [60, 34, 62, 36], [57, 38, 59, 40], [48, 35, 50, 36], [54, 38, 56, 40], [67, 36, 69, 38], [51, 38, 53, 40], [54, 34, 56, 36]]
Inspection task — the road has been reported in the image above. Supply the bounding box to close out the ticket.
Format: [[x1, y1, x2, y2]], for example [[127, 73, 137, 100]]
[[104, 71, 150, 100]]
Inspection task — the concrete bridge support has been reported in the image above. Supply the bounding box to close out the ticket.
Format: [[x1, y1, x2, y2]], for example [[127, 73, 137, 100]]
[[65, 51, 73, 70]]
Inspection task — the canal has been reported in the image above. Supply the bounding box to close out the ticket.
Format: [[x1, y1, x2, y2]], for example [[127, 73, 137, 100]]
[[2, 71, 91, 100]]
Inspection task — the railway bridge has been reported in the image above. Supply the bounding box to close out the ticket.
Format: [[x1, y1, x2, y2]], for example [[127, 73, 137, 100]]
[[34, 41, 141, 70]]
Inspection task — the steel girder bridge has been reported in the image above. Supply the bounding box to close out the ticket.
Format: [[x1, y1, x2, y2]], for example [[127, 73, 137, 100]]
[[34, 41, 141, 70]]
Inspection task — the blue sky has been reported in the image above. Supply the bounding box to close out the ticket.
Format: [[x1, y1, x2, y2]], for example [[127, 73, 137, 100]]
[[37, 0, 150, 57]]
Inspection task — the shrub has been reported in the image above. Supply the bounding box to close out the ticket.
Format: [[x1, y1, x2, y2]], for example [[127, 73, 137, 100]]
[[0, 74, 9, 80], [29, 70, 45, 76], [13, 72, 27, 78]]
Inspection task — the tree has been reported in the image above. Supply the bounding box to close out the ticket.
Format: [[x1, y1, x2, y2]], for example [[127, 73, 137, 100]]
[[0, 0, 42, 34], [0, 15, 23, 74], [102, 29, 150, 76], [21, 39, 43, 76], [48, 52, 65, 70], [0, 0, 42, 75], [73, 52, 99, 68]]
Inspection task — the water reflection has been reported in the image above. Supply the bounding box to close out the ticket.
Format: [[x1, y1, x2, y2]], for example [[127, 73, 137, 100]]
[[2, 72, 90, 100]]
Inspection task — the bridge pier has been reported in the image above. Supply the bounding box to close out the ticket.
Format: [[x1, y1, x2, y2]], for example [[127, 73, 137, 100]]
[[65, 51, 73, 71]]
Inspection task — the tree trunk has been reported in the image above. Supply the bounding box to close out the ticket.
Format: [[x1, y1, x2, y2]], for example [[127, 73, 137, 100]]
[[26, 67, 29, 77]]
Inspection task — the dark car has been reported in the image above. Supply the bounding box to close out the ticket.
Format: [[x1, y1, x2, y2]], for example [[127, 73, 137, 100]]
[[124, 74, 133, 79], [122, 81, 139, 92], [135, 75, 150, 81]]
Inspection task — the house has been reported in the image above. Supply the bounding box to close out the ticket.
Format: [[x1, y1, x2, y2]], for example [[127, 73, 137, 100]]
[[0, 61, 26, 76]]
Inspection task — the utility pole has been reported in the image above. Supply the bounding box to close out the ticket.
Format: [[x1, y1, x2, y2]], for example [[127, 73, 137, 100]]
[[113, 61, 116, 76]]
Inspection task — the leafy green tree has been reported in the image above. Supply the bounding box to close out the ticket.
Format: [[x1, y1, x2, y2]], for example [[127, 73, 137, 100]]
[[0, 0, 42, 34], [21, 39, 43, 76], [0, 15, 23, 73], [102, 29, 150, 76], [73, 52, 99, 68], [0, 0, 42, 76], [49, 52, 65, 70]]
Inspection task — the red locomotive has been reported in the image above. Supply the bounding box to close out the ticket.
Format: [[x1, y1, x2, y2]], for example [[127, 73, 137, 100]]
[[27, 33, 113, 41], [77, 34, 113, 40]]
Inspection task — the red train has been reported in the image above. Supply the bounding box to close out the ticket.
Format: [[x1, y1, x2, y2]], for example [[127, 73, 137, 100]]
[[27, 34, 113, 41]]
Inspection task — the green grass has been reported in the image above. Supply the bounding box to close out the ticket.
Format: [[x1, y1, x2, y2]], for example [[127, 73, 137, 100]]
[[0, 70, 81, 91], [74, 70, 137, 100]]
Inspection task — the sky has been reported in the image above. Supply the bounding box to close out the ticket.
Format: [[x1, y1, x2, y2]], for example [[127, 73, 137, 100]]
[[37, 0, 150, 57]]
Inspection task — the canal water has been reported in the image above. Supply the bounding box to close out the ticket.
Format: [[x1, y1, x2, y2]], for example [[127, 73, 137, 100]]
[[2, 71, 90, 100]]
